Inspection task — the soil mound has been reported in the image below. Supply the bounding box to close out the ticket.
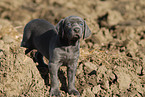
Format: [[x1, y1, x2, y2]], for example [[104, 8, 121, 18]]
[[0, 0, 145, 96]]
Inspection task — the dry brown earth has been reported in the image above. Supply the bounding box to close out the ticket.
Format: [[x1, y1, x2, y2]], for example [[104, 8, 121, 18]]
[[0, 0, 145, 96]]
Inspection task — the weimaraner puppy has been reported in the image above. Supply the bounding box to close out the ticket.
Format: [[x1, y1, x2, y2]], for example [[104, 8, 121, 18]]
[[21, 16, 91, 96]]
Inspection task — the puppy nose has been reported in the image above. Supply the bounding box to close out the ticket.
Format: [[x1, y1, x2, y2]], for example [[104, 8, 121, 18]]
[[74, 28, 80, 33]]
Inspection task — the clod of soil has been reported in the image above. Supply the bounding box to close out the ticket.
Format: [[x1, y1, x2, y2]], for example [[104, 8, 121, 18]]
[[0, 0, 145, 96]]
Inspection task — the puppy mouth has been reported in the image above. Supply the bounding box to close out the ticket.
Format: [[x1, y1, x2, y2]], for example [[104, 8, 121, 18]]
[[73, 34, 80, 40], [69, 34, 80, 43]]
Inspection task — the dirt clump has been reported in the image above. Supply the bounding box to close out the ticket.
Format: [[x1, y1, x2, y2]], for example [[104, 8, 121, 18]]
[[0, 0, 145, 97]]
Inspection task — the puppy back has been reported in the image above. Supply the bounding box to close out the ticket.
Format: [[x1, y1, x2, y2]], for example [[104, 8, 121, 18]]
[[21, 19, 56, 49]]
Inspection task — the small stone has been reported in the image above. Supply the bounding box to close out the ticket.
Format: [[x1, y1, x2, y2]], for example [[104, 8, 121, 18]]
[[84, 62, 97, 70], [0, 50, 4, 58], [136, 66, 143, 75], [115, 67, 131, 91], [126, 40, 138, 57], [139, 39, 145, 47], [107, 10, 124, 26], [92, 85, 101, 94], [81, 87, 95, 97]]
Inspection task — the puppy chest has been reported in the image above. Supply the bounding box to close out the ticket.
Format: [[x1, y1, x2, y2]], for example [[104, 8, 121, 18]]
[[60, 50, 79, 64], [62, 51, 79, 60], [54, 46, 79, 63]]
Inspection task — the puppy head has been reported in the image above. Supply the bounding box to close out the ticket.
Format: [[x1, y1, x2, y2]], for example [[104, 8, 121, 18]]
[[56, 16, 91, 44]]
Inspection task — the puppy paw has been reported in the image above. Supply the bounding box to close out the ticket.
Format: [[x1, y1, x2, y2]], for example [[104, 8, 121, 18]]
[[50, 88, 61, 97], [68, 89, 80, 96]]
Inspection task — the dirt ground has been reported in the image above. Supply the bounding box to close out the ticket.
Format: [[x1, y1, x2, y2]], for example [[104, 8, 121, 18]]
[[0, 0, 145, 97]]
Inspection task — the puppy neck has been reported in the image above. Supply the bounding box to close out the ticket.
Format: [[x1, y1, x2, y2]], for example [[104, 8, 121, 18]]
[[58, 37, 80, 46]]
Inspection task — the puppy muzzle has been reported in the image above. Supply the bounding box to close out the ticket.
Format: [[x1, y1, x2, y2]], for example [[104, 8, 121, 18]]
[[73, 27, 80, 33]]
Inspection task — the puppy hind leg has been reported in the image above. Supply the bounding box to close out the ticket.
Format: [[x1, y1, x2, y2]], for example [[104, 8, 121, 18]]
[[35, 52, 47, 67], [25, 48, 32, 55]]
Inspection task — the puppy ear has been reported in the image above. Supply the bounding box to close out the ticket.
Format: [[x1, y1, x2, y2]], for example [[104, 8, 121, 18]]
[[83, 21, 91, 39], [56, 19, 64, 38]]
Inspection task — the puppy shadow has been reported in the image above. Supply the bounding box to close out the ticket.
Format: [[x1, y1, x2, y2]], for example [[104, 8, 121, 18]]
[[58, 69, 68, 93], [37, 65, 50, 86], [29, 50, 68, 93]]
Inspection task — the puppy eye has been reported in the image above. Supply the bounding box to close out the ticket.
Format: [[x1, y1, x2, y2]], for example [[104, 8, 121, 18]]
[[67, 23, 71, 26], [79, 23, 83, 26]]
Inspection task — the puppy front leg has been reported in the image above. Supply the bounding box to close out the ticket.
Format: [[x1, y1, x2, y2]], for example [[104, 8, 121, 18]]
[[49, 63, 61, 97], [67, 63, 80, 96]]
